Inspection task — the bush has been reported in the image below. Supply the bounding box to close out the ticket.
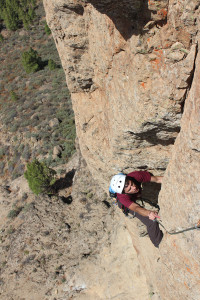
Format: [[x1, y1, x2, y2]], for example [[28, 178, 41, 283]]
[[7, 207, 23, 219], [0, 34, 4, 42], [48, 59, 57, 70], [21, 47, 42, 73], [44, 21, 51, 35], [10, 91, 18, 101], [24, 159, 57, 195], [22, 144, 31, 160], [0, 148, 6, 159], [0, 162, 5, 175]]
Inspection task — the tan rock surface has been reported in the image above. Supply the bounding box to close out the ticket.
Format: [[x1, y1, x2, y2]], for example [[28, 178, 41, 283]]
[[0, 153, 152, 300], [43, 0, 199, 188]]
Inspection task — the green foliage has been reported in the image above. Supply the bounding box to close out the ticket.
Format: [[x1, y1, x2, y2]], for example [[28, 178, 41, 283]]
[[0, 34, 4, 42], [0, 147, 6, 158], [48, 59, 57, 70], [7, 206, 23, 219], [44, 21, 51, 35], [24, 159, 57, 195], [0, 0, 36, 31], [10, 90, 18, 101], [21, 47, 42, 73]]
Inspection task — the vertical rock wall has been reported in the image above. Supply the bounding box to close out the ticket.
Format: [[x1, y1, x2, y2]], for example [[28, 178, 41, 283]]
[[43, 0, 200, 299], [157, 46, 200, 300], [43, 0, 199, 187]]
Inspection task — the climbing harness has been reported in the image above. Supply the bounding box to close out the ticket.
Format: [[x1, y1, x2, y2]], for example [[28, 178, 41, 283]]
[[112, 197, 135, 217], [155, 219, 200, 235]]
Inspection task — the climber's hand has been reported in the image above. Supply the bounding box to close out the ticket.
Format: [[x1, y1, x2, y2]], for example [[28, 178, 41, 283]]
[[148, 211, 160, 220]]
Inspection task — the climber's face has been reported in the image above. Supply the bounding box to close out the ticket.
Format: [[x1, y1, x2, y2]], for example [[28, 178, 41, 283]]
[[124, 179, 139, 194]]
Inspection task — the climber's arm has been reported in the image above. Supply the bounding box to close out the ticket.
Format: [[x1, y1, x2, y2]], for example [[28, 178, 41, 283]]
[[128, 202, 160, 220], [150, 176, 163, 183]]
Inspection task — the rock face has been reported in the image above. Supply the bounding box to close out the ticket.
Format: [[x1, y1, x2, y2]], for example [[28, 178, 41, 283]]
[[43, 0, 200, 299], [43, 0, 199, 185], [157, 47, 200, 300]]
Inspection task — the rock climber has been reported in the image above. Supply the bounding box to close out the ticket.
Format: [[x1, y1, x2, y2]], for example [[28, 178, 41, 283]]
[[109, 171, 163, 247]]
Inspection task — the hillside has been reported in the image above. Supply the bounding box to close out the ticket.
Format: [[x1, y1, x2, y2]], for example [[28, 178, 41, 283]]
[[0, 1, 75, 183]]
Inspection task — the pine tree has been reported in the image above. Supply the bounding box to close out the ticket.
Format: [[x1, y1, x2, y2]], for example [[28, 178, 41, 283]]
[[21, 47, 42, 73], [24, 160, 57, 195], [48, 59, 57, 70], [0, 0, 36, 30]]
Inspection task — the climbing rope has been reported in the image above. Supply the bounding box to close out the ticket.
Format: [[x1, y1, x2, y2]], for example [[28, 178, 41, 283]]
[[112, 196, 200, 235], [156, 219, 200, 235]]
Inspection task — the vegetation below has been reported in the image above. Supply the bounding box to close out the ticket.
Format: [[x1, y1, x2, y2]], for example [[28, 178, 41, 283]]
[[0, 1, 76, 181], [0, 0, 37, 31]]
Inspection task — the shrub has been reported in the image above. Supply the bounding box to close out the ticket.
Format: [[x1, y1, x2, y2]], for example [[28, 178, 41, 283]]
[[48, 59, 57, 70], [0, 148, 6, 159], [44, 21, 51, 35], [0, 162, 5, 175], [24, 159, 57, 195], [10, 123, 19, 132], [10, 91, 18, 101], [0, 34, 4, 42], [22, 144, 31, 161], [21, 47, 42, 73], [7, 207, 23, 219]]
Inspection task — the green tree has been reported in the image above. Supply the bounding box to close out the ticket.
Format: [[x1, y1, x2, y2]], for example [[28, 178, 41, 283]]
[[2, 3, 19, 31], [21, 47, 42, 73], [48, 59, 57, 70], [0, 0, 36, 31], [24, 159, 57, 195]]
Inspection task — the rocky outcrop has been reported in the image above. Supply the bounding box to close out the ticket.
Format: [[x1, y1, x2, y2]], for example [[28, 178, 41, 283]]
[[43, 0, 200, 299]]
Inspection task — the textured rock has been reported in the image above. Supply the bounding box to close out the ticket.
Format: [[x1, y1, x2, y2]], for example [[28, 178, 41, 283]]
[[43, 0, 199, 188], [43, 0, 200, 299], [53, 145, 62, 158], [0, 154, 151, 300], [49, 118, 59, 128], [157, 45, 200, 300]]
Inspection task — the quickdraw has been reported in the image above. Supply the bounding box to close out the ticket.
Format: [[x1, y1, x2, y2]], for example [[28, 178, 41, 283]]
[[155, 219, 200, 235], [112, 195, 200, 235]]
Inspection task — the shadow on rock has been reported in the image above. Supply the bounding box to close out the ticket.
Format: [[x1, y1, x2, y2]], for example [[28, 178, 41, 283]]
[[59, 195, 73, 204], [52, 169, 76, 193], [86, 0, 151, 40], [141, 181, 162, 209]]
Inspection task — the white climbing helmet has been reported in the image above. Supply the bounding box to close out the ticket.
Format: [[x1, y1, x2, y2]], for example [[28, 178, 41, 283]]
[[109, 173, 126, 194]]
